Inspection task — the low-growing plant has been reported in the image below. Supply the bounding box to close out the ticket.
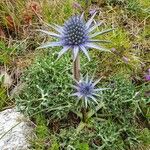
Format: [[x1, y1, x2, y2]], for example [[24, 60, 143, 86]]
[[37, 11, 113, 124], [15, 52, 74, 119], [23, 73, 150, 149], [15, 49, 150, 150]]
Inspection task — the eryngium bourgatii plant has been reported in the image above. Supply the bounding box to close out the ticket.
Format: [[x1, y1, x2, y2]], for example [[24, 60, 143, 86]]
[[37, 12, 113, 126]]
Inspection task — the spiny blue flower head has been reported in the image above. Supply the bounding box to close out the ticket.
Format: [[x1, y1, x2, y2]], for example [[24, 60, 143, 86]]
[[37, 12, 113, 61], [62, 16, 88, 46], [72, 74, 109, 108]]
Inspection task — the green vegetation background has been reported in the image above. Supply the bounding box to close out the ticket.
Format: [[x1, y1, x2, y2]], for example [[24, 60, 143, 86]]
[[0, 0, 150, 149]]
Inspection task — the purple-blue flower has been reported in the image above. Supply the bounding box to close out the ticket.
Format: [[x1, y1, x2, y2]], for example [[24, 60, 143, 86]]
[[145, 69, 150, 81], [145, 75, 150, 81], [71, 75, 109, 107], [37, 12, 113, 61]]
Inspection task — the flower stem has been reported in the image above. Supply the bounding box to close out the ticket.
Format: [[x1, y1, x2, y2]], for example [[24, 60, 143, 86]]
[[76, 121, 86, 134], [73, 54, 80, 81], [76, 104, 104, 133], [87, 103, 104, 119], [82, 107, 87, 122]]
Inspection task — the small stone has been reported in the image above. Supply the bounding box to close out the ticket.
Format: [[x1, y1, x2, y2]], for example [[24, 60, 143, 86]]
[[0, 108, 35, 150], [0, 71, 13, 88]]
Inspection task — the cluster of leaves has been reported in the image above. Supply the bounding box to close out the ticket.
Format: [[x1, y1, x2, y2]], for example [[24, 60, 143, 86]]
[[15, 51, 75, 119], [47, 76, 149, 150], [16, 50, 150, 149]]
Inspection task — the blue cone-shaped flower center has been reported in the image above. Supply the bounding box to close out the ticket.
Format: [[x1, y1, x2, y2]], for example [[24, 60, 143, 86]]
[[62, 16, 88, 46], [79, 83, 93, 96]]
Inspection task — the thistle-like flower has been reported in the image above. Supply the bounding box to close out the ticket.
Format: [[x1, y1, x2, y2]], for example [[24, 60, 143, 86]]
[[145, 69, 150, 81], [37, 12, 113, 61], [72, 75, 108, 107]]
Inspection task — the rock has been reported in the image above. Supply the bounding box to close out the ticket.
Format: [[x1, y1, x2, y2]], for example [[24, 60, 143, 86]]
[[0, 71, 13, 88], [0, 108, 34, 150]]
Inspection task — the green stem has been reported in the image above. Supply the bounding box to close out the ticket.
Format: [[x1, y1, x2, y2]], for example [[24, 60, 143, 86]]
[[73, 54, 80, 81], [82, 107, 87, 122], [76, 104, 104, 133], [76, 121, 87, 134], [87, 103, 104, 119]]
